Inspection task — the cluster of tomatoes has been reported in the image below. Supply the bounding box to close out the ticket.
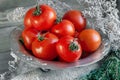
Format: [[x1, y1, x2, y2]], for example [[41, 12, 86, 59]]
[[21, 4, 101, 63]]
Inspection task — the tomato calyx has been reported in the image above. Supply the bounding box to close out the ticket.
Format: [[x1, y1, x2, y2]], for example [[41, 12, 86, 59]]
[[69, 41, 79, 51], [55, 18, 62, 24], [33, 5, 41, 16], [19, 37, 24, 44], [38, 34, 44, 41]]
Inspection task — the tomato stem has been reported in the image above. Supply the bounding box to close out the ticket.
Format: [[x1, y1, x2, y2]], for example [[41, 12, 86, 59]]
[[56, 18, 62, 24], [19, 37, 24, 44], [69, 42, 79, 51], [33, 3, 41, 16], [38, 34, 44, 41]]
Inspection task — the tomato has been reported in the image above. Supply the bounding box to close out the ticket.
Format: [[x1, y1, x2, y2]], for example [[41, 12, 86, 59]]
[[24, 8, 35, 29], [78, 29, 101, 52], [56, 36, 82, 62], [51, 20, 75, 38], [74, 31, 79, 38], [22, 28, 39, 50], [31, 4, 57, 31], [32, 32, 58, 61], [63, 10, 86, 32]]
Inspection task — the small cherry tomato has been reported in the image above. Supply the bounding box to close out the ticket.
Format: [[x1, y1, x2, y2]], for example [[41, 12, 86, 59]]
[[31, 4, 57, 31], [22, 28, 39, 50], [56, 36, 82, 62], [63, 10, 86, 32], [51, 19, 75, 38], [32, 32, 58, 61], [78, 29, 101, 52]]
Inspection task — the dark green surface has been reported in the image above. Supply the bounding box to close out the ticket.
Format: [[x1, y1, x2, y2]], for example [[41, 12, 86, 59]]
[[79, 50, 120, 80]]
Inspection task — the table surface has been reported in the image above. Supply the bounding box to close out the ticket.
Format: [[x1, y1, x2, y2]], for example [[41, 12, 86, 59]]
[[0, 0, 120, 79]]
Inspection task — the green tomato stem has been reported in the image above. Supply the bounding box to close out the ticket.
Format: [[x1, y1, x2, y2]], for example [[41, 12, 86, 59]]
[[56, 18, 62, 24], [19, 37, 24, 44], [69, 41, 79, 51], [33, 2, 41, 16], [38, 33, 44, 41]]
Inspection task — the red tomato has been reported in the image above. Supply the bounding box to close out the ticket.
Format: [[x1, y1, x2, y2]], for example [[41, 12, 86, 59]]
[[63, 10, 86, 32], [31, 4, 57, 31], [74, 31, 79, 38], [24, 8, 35, 29], [56, 36, 82, 62], [51, 20, 75, 38], [22, 28, 39, 50], [78, 29, 101, 52], [32, 32, 58, 61]]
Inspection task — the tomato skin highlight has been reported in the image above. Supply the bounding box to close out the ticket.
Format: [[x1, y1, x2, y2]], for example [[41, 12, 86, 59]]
[[78, 29, 101, 52], [51, 20, 75, 38], [31, 4, 57, 31], [56, 36, 82, 62], [22, 28, 39, 50], [63, 10, 86, 32], [32, 32, 58, 61]]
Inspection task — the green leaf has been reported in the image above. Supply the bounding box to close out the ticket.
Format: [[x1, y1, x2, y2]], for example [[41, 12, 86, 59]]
[[78, 50, 120, 80]]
